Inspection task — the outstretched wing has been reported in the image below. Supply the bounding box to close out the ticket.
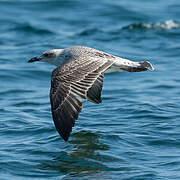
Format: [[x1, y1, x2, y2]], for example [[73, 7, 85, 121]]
[[50, 57, 113, 141]]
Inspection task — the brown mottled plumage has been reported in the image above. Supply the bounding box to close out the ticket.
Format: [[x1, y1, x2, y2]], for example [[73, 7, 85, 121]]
[[28, 46, 154, 141]]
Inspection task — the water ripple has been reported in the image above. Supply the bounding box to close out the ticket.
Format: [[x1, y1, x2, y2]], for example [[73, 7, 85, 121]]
[[11, 23, 54, 35]]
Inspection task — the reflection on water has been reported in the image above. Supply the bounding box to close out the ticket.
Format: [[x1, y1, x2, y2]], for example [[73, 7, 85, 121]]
[[40, 131, 109, 178]]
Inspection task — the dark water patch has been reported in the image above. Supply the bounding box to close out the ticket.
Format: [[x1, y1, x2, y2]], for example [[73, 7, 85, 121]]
[[159, 161, 180, 168], [70, 130, 109, 150], [1, 161, 57, 179], [10, 22, 54, 35], [130, 114, 172, 120], [153, 84, 177, 89], [77, 28, 103, 36], [0, 89, 34, 96], [123, 172, 157, 180], [37, 140, 111, 178], [147, 139, 180, 148], [40, 156, 106, 179], [13, 101, 47, 107]]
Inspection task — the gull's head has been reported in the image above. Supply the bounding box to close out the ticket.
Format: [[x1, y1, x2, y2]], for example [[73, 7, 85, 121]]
[[28, 49, 64, 66]]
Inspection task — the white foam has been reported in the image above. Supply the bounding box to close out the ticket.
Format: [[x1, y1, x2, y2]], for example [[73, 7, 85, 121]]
[[155, 20, 180, 30], [127, 20, 180, 30]]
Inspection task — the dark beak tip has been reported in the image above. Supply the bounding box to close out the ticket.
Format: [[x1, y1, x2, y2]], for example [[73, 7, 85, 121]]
[[28, 59, 33, 63], [28, 57, 39, 63]]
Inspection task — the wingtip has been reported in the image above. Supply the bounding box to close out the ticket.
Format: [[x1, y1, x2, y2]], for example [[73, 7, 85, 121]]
[[63, 136, 69, 142], [59, 131, 70, 142]]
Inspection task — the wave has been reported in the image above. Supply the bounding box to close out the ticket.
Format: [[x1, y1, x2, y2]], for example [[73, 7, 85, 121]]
[[123, 20, 180, 30], [76, 28, 103, 36], [74, 20, 180, 39], [10, 22, 54, 35]]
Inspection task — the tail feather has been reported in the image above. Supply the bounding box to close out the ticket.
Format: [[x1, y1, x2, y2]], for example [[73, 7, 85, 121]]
[[105, 58, 154, 73], [139, 61, 154, 71], [124, 61, 154, 72]]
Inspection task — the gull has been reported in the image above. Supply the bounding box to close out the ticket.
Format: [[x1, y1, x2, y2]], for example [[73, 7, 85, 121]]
[[28, 46, 154, 141]]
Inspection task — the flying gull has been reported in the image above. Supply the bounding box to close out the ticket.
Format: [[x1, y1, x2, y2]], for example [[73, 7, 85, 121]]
[[28, 46, 154, 141]]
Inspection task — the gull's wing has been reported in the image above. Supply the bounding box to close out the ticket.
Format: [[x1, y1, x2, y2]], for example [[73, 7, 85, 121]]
[[50, 57, 113, 141]]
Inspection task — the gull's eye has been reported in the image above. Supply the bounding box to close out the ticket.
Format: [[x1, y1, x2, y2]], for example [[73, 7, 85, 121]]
[[43, 52, 54, 58], [44, 53, 49, 57]]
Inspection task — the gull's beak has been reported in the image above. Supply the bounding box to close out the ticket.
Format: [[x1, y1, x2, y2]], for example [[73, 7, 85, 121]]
[[28, 56, 41, 63]]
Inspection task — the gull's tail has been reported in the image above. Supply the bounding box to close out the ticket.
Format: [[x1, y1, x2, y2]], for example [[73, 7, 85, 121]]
[[104, 58, 154, 73], [126, 61, 154, 72]]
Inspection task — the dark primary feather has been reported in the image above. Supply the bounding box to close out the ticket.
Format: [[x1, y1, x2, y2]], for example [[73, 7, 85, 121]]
[[87, 74, 104, 104], [50, 55, 113, 141]]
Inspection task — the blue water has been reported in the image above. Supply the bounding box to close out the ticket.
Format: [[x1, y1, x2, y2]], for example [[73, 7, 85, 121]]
[[1, 0, 180, 179]]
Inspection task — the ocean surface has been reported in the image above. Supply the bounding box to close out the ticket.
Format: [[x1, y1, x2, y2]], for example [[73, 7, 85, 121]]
[[1, 0, 180, 179]]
